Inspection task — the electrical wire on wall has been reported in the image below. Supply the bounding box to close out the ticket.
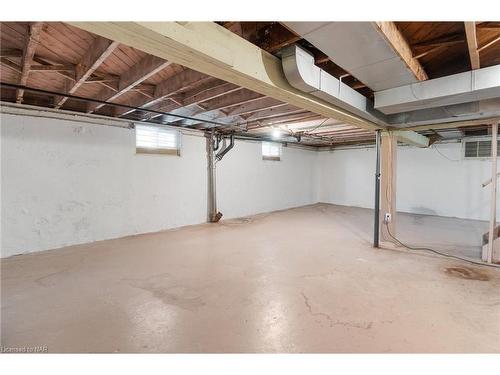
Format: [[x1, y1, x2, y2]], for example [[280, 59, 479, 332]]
[[383, 222, 500, 269], [381, 165, 500, 269], [432, 143, 461, 162]]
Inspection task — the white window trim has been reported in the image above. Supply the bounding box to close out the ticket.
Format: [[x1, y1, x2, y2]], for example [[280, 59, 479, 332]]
[[135, 124, 181, 156], [262, 141, 281, 161]]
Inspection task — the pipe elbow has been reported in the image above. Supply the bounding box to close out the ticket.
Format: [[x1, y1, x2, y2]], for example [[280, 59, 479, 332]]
[[215, 134, 235, 161]]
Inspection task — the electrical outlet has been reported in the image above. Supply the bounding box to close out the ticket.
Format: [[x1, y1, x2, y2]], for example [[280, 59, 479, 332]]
[[384, 213, 391, 223]]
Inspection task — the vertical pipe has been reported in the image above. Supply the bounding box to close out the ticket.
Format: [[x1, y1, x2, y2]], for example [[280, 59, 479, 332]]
[[488, 122, 498, 263], [206, 131, 217, 222], [374, 129, 381, 248]]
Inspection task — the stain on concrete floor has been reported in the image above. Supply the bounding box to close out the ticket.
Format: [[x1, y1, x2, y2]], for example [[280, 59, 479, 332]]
[[1, 204, 499, 353], [444, 266, 490, 281]]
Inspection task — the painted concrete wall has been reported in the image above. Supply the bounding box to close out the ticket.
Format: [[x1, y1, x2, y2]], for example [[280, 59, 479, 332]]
[[218, 140, 318, 219], [318, 143, 497, 221], [3, 109, 495, 257], [1, 112, 318, 257]]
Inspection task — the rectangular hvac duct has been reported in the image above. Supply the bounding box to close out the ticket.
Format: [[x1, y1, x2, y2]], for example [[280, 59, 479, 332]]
[[281, 44, 386, 125], [282, 22, 419, 91], [375, 65, 500, 114]]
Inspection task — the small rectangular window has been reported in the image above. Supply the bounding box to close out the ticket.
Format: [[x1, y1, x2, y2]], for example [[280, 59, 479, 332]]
[[135, 125, 181, 156], [262, 141, 281, 161]]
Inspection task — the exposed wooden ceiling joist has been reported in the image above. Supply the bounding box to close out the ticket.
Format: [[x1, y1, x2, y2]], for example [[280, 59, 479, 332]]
[[225, 97, 286, 117], [412, 33, 465, 50], [2, 57, 74, 73], [182, 81, 241, 107], [199, 88, 263, 112], [374, 21, 428, 81], [3, 21, 493, 147], [1, 48, 23, 58], [477, 22, 500, 30], [30, 64, 74, 71], [254, 112, 319, 126], [114, 68, 212, 117], [68, 22, 381, 131], [412, 33, 466, 60], [146, 81, 241, 121], [478, 35, 500, 53], [87, 54, 171, 113], [54, 36, 119, 109], [1, 57, 25, 74], [244, 104, 302, 121], [258, 23, 301, 53]]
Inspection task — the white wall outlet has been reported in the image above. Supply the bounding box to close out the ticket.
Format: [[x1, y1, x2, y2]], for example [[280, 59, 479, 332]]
[[384, 213, 391, 223]]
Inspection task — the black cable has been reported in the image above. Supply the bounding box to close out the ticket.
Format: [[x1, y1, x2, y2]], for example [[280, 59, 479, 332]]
[[383, 222, 500, 269], [1, 82, 327, 145], [432, 144, 461, 162], [0, 82, 227, 127]]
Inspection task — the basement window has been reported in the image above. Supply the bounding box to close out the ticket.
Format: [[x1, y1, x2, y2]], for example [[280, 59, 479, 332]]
[[262, 142, 281, 161], [463, 138, 500, 159], [135, 125, 181, 156]]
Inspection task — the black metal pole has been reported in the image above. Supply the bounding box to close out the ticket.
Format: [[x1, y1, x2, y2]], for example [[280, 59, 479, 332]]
[[374, 129, 381, 248]]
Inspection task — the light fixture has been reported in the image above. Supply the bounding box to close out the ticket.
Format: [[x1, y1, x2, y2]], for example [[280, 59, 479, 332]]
[[272, 128, 282, 140]]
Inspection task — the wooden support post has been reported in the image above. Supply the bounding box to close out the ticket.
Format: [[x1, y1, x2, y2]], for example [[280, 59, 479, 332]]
[[374, 130, 381, 248], [380, 131, 398, 243], [487, 122, 498, 263], [464, 22, 480, 70]]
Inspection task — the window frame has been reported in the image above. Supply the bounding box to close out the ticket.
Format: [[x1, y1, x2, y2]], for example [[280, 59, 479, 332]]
[[135, 124, 181, 156], [262, 141, 282, 161]]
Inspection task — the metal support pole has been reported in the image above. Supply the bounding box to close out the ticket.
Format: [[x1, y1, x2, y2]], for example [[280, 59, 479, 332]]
[[206, 131, 219, 222], [374, 129, 381, 248]]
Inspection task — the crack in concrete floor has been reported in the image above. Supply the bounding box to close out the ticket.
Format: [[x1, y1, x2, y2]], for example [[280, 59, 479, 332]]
[[301, 292, 374, 330]]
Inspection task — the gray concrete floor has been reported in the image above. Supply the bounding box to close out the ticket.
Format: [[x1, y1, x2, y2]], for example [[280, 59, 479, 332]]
[[1, 203, 499, 353]]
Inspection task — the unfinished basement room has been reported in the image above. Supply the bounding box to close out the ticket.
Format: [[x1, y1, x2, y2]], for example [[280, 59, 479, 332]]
[[1, 3, 500, 367]]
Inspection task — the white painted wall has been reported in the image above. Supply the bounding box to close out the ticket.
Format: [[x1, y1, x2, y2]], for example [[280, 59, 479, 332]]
[[218, 140, 318, 219], [2, 108, 495, 258], [1, 113, 207, 257], [1, 112, 318, 257], [318, 143, 498, 221], [318, 147, 375, 210]]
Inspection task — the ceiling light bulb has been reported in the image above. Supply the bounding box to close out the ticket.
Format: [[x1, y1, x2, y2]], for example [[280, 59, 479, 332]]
[[272, 128, 281, 139]]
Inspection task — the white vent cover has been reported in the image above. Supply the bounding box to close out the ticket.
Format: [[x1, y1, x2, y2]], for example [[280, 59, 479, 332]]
[[463, 138, 500, 159]]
